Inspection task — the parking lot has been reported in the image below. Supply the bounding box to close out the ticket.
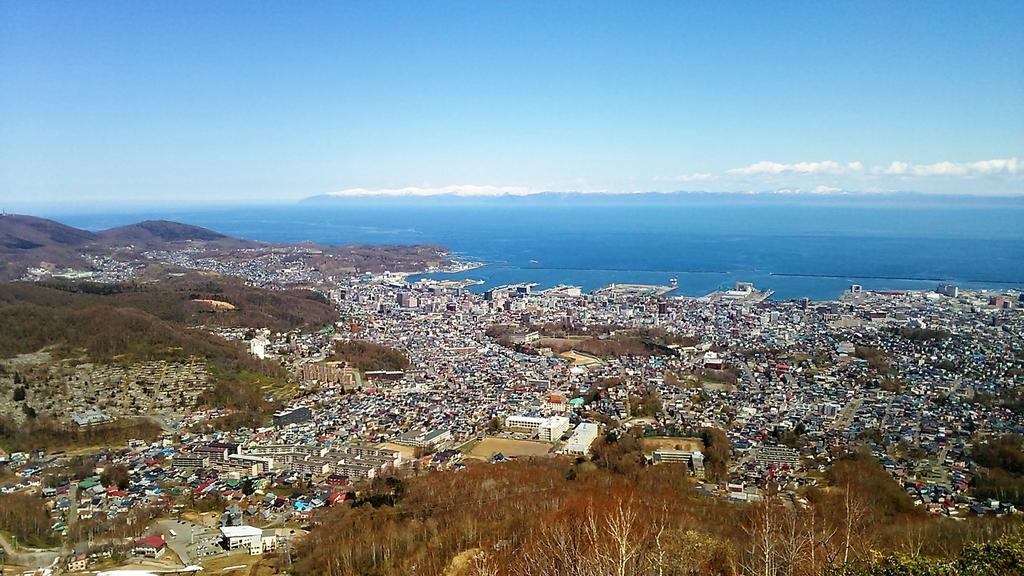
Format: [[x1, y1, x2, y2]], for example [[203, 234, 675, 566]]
[[156, 518, 226, 564]]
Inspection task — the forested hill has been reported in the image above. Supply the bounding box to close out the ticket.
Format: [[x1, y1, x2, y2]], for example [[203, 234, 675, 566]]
[[0, 214, 257, 280], [95, 219, 232, 246], [0, 276, 336, 362], [0, 276, 337, 439], [0, 213, 451, 280], [294, 454, 1023, 576], [1, 274, 335, 332], [0, 214, 97, 277]]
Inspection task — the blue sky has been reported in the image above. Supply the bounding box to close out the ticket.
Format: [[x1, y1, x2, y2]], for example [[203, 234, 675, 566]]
[[1, 1, 1022, 205]]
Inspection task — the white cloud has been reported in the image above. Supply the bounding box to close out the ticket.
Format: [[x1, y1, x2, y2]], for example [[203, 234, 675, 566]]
[[968, 157, 1020, 174], [651, 156, 1022, 196], [327, 184, 539, 197], [328, 157, 1023, 199], [880, 157, 1020, 176], [879, 161, 910, 175], [667, 172, 716, 182], [813, 185, 843, 194], [726, 157, 1020, 179], [728, 160, 864, 176]]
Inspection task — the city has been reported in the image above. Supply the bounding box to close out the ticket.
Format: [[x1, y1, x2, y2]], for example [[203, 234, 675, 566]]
[[2, 2, 1023, 574], [2, 239, 1022, 575]]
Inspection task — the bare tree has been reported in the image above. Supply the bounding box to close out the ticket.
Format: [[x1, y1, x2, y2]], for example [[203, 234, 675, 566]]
[[841, 482, 868, 565], [605, 500, 644, 576], [740, 501, 780, 576]]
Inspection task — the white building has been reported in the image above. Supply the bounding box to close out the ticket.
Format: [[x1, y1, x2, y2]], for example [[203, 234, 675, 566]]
[[131, 534, 167, 558], [505, 415, 548, 431], [651, 448, 705, 476], [538, 416, 571, 442], [560, 423, 599, 455], [221, 525, 264, 555], [250, 335, 270, 359], [395, 427, 452, 449], [261, 529, 279, 553], [702, 351, 723, 370], [507, 415, 570, 442], [754, 445, 800, 467], [545, 394, 568, 415]]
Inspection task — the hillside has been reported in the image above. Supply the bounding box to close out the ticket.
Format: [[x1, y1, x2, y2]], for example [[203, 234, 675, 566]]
[[0, 213, 450, 280], [0, 214, 97, 248], [0, 214, 96, 277], [294, 454, 1023, 576], [96, 219, 232, 247], [288, 446, 1024, 576], [0, 278, 332, 442], [0, 281, 292, 369], [328, 340, 410, 372], [1, 275, 336, 334]]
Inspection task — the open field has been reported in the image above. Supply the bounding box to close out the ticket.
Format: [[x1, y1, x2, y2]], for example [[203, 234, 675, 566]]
[[700, 380, 736, 392], [640, 436, 705, 454], [378, 442, 418, 459], [201, 551, 280, 575], [535, 336, 587, 351], [558, 350, 603, 366], [675, 372, 737, 392], [259, 379, 301, 400], [192, 299, 237, 310], [466, 437, 555, 460]]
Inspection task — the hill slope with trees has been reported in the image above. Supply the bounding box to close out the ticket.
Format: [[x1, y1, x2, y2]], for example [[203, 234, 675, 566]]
[[293, 450, 1022, 576], [0, 278, 336, 445]]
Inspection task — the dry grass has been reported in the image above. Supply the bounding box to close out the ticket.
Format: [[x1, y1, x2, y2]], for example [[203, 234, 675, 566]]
[[378, 442, 418, 459], [640, 436, 705, 454], [200, 552, 280, 575], [466, 437, 554, 460], [558, 350, 603, 366], [191, 299, 237, 310], [443, 547, 482, 576]]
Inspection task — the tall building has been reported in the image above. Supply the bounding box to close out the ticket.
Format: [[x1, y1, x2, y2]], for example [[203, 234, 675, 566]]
[[273, 406, 312, 427], [398, 292, 418, 308]]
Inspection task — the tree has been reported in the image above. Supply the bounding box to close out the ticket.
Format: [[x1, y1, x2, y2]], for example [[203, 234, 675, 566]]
[[101, 464, 131, 490], [485, 417, 502, 434], [0, 493, 57, 547], [12, 386, 26, 401], [701, 428, 732, 482]]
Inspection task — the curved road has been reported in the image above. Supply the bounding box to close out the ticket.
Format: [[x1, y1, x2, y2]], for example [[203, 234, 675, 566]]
[[0, 532, 61, 571]]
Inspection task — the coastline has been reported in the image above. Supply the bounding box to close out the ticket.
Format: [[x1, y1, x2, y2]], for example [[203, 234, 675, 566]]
[[27, 204, 1024, 301], [409, 262, 1024, 302]]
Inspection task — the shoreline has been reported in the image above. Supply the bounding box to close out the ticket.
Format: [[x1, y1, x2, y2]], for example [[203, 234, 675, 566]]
[[409, 262, 1023, 302]]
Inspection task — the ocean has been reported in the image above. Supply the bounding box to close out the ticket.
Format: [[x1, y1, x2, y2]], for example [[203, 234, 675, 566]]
[[49, 195, 1024, 300]]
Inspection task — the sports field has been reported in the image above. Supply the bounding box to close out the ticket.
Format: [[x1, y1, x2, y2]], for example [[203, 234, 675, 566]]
[[378, 442, 418, 458], [640, 436, 705, 454], [466, 437, 555, 460]]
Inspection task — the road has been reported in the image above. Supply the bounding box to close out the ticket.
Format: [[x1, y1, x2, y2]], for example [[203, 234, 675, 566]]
[[68, 483, 78, 531], [0, 532, 61, 571], [834, 397, 863, 430]]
